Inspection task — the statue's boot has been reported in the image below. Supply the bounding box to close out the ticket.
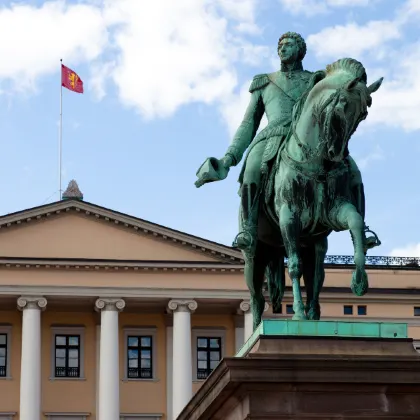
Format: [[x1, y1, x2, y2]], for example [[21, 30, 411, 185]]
[[351, 182, 381, 254], [233, 183, 259, 253]]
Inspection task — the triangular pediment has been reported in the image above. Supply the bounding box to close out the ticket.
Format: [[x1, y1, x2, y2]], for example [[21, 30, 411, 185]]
[[0, 200, 243, 264]]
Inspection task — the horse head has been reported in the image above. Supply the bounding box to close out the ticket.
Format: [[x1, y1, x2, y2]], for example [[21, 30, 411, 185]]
[[303, 58, 383, 162]]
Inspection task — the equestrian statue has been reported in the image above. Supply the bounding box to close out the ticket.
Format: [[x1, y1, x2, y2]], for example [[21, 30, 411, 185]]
[[195, 32, 382, 330]]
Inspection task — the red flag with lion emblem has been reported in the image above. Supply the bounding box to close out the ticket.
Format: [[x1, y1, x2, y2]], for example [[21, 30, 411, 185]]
[[61, 64, 84, 94]]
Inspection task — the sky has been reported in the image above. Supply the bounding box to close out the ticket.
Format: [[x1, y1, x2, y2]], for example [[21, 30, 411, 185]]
[[0, 0, 419, 257]]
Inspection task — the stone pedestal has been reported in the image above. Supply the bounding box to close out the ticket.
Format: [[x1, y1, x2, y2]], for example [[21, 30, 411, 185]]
[[177, 320, 420, 420]]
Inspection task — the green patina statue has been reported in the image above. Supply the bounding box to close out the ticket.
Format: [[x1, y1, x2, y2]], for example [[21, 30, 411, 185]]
[[195, 32, 382, 329]]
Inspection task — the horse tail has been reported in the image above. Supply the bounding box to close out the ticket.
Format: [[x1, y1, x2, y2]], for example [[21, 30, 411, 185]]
[[266, 252, 285, 313]]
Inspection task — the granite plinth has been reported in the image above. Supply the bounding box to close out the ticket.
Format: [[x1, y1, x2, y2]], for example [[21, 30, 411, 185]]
[[177, 320, 420, 420]]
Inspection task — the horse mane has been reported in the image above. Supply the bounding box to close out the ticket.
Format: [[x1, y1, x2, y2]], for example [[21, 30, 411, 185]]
[[326, 58, 367, 83]]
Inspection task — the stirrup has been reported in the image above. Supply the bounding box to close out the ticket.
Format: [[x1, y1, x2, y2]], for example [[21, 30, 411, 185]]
[[232, 230, 254, 250]]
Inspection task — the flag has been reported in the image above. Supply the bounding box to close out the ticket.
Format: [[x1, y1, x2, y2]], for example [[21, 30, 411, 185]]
[[61, 64, 84, 94]]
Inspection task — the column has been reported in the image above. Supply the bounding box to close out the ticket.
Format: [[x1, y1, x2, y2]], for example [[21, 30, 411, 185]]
[[239, 300, 270, 343], [165, 315, 173, 420], [167, 299, 197, 420], [234, 315, 244, 354], [95, 298, 125, 420], [17, 296, 47, 420]]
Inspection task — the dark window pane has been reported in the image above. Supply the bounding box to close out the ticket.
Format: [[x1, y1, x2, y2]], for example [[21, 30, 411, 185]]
[[0, 348, 5, 357], [197, 338, 208, 348], [0, 357, 5, 367], [68, 349, 78, 359], [129, 359, 138, 368], [141, 337, 151, 347], [56, 357, 66, 367], [128, 349, 138, 359], [128, 337, 138, 347], [141, 350, 151, 359], [414, 307, 420, 317], [197, 351, 208, 361], [357, 305, 367, 316], [68, 358, 79, 368], [0, 335, 6, 345], [210, 339, 220, 348], [56, 336, 66, 346], [286, 304, 294, 314], [210, 351, 220, 361], [56, 349, 66, 358], [210, 360, 219, 369], [68, 336, 79, 346], [198, 360, 207, 369], [141, 358, 151, 368], [343, 305, 353, 315]]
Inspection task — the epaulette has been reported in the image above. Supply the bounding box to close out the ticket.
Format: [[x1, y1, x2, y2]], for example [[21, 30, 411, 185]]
[[249, 74, 270, 93]]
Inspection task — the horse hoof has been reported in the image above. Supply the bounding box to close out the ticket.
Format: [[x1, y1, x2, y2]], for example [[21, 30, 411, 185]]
[[351, 268, 369, 296], [307, 309, 320, 320]]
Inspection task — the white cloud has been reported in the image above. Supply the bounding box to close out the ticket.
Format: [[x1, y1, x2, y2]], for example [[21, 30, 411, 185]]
[[0, 0, 268, 121], [307, 20, 400, 60], [0, 1, 108, 92], [278, 0, 375, 16], [390, 243, 420, 258], [306, 0, 420, 132]]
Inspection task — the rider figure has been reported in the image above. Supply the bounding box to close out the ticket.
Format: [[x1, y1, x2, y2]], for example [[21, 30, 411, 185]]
[[220, 32, 318, 254], [196, 32, 379, 255]]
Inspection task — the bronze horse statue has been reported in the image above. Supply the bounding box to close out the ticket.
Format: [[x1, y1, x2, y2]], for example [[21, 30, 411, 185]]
[[238, 58, 383, 328]]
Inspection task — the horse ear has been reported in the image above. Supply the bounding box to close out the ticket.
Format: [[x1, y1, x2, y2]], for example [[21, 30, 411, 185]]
[[346, 77, 360, 91], [368, 77, 384, 94]]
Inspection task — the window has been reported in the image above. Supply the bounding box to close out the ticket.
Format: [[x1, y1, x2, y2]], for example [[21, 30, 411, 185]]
[[127, 335, 152, 379], [414, 307, 420, 317], [123, 328, 157, 380], [120, 415, 162, 420], [196, 337, 221, 380], [0, 334, 7, 378], [55, 335, 80, 377], [286, 304, 294, 314], [192, 329, 225, 381], [0, 413, 15, 420], [44, 413, 89, 420], [357, 305, 367, 316], [0, 326, 11, 379], [50, 327, 85, 380], [343, 305, 353, 315]]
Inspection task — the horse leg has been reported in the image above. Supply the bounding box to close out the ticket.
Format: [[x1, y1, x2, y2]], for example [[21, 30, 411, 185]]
[[243, 245, 266, 331], [279, 204, 306, 320], [307, 237, 328, 320], [301, 245, 315, 318], [266, 248, 285, 314], [334, 202, 368, 296]]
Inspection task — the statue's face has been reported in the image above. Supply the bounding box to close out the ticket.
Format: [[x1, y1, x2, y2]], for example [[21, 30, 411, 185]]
[[278, 37, 300, 64]]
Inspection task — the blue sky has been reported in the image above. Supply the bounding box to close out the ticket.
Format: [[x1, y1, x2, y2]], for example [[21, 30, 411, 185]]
[[0, 0, 418, 257]]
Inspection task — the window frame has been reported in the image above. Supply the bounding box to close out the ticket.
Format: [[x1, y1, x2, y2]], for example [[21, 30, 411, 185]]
[[44, 413, 90, 420], [123, 328, 158, 381], [414, 307, 420, 317], [192, 328, 225, 382], [50, 327, 85, 380], [0, 326, 12, 380], [286, 304, 294, 315], [343, 305, 353, 315], [357, 305, 367, 316]]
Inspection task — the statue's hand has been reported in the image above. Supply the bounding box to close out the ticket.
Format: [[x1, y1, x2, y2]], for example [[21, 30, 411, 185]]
[[195, 157, 230, 188]]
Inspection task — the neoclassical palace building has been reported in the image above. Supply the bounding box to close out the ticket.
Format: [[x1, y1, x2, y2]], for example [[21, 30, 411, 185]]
[[0, 182, 419, 420]]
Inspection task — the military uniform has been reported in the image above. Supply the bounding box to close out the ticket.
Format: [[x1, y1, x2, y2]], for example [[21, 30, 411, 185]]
[[224, 67, 317, 252]]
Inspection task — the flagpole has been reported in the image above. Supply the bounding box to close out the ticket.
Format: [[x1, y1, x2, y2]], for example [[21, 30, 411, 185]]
[[59, 58, 63, 200]]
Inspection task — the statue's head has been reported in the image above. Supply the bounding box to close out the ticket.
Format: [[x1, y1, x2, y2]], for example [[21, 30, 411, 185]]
[[277, 32, 306, 64]]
